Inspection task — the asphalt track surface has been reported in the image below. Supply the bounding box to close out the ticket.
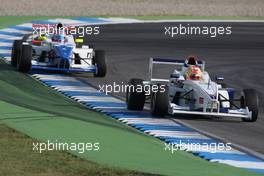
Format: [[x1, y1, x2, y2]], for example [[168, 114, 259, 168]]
[[73, 22, 264, 155]]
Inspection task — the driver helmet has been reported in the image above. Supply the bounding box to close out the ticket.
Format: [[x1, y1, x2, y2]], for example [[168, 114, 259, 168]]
[[185, 65, 203, 80]]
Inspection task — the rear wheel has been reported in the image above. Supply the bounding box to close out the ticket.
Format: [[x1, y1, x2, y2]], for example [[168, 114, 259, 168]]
[[126, 78, 145, 110], [93, 50, 106, 77], [11, 40, 22, 67], [241, 89, 259, 122], [151, 85, 169, 116], [17, 45, 32, 73]]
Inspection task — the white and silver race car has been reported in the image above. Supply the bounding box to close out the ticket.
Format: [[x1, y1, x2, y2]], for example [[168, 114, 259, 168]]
[[11, 23, 106, 77], [126, 57, 259, 122]]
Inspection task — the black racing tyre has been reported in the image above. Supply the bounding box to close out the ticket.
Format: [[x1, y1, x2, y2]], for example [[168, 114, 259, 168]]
[[93, 50, 107, 77], [126, 78, 145, 110], [151, 85, 169, 116], [241, 89, 259, 122], [17, 44, 32, 73], [11, 40, 23, 67]]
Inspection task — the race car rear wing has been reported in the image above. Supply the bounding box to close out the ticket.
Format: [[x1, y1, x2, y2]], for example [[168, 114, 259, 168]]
[[148, 57, 205, 82]]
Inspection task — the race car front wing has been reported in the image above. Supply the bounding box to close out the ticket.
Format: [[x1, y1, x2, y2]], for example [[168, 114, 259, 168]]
[[31, 65, 97, 73], [168, 103, 252, 119]]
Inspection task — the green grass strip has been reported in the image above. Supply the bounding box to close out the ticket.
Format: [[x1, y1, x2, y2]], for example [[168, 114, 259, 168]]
[[0, 124, 157, 176]]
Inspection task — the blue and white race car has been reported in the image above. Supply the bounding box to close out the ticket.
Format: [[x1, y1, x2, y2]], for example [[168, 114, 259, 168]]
[[11, 24, 106, 77], [126, 56, 259, 122]]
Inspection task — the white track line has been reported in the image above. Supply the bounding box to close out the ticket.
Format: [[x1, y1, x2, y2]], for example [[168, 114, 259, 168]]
[[0, 28, 31, 34], [0, 43, 12, 47], [185, 146, 243, 154], [211, 160, 264, 169], [74, 96, 122, 103], [0, 35, 22, 40], [0, 49, 11, 53]]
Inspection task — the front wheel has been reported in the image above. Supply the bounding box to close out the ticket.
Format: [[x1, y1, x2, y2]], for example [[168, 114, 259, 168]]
[[126, 78, 145, 110], [93, 50, 107, 77], [241, 89, 259, 122], [151, 85, 169, 116], [17, 45, 32, 73], [11, 40, 22, 67]]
